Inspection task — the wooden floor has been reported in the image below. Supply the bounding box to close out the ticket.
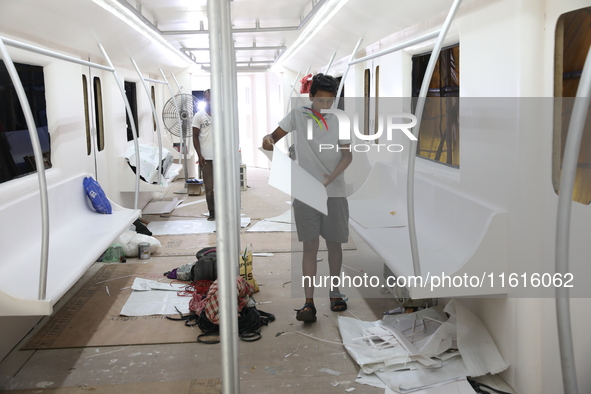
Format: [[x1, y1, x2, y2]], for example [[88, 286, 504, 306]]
[[0, 167, 396, 393]]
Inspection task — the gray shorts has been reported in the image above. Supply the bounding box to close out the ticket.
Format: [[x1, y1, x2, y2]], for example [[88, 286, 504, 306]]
[[293, 198, 349, 243]]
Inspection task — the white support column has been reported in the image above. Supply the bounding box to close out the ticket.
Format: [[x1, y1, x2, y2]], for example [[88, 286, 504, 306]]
[[335, 37, 363, 109], [324, 51, 337, 75], [98, 44, 142, 210], [406, 0, 463, 277], [0, 39, 50, 301], [554, 44, 591, 394], [285, 68, 304, 115]]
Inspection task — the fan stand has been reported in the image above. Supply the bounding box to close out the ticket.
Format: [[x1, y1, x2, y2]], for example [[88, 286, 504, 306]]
[[162, 93, 197, 195], [173, 131, 189, 195]]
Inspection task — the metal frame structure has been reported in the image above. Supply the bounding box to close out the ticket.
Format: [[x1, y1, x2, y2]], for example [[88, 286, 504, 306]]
[[114, 0, 329, 71]]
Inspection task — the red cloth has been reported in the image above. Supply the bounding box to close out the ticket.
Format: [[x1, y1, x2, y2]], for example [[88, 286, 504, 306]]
[[188, 280, 213, 313], [300, 74, 313, 94], [193, 276, 254, 325]]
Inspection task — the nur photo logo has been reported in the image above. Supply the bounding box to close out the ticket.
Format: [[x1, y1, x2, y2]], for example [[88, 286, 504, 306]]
[[307, 108, 418, 153]]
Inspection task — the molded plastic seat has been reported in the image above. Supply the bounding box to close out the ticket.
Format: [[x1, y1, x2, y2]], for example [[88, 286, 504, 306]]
[[0, 173, 140, 316], [348, 162, 508, 298]]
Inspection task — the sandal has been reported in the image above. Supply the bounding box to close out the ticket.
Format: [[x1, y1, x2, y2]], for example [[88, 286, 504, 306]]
[[329, 291, 348, 312], [295, 302, 317, 322]]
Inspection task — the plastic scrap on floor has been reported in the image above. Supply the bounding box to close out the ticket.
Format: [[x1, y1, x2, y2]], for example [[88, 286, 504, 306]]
[[338, 299, 508, 393], [120, 278, 190, 316], [248, 209, 295, 232], [142, 197, 183, 214]]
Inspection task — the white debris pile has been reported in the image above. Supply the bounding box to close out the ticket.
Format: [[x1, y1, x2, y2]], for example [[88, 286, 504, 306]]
[[338, 299, 509, 393]]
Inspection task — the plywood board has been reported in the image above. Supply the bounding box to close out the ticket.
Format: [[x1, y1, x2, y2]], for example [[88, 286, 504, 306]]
[[152, 232, 356, 257], [6, 379, 222, 393], [23, 262, 198, 350]]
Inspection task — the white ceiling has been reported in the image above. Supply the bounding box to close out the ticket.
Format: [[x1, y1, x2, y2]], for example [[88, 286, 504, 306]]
[[0, 0, 496, 76]]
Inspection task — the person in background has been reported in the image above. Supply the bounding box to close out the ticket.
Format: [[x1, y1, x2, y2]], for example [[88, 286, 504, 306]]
[[261, 74, 352, 323], [192, 89, 215, 221]]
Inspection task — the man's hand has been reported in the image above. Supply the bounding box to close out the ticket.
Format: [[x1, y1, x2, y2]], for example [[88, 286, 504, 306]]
[[198, 155, 206, 166], [322, 173, 334, 187], [262, 134, 275, 151]]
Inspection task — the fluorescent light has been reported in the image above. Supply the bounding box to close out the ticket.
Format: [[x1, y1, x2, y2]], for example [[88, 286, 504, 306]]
[[91, 0, 191, 65], [276, 0, 350, 66]]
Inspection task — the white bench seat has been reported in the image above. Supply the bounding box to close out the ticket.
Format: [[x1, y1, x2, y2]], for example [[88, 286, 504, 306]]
[[0, 173, 140, 316], [348, 162, 508, 299]]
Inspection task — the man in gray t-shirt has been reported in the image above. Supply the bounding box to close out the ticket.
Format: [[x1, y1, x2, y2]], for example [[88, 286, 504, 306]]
[[262, 74, 352, 323]]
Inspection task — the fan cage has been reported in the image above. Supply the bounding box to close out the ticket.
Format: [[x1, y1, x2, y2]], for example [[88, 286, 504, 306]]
[[162, 94, 199, 137]]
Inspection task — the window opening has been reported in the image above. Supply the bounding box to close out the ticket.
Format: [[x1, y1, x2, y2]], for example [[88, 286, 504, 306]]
[[93, 76, 105, 151], [364, 68, 370, 135], [553, 6, 591, 204], [0, 61, 50, 184], [412, 44, 460, 167], [151, 85, 156, 132], [125, 81, 138, 142], [82, 75, 91, 155], [374, 65, 380, 141]]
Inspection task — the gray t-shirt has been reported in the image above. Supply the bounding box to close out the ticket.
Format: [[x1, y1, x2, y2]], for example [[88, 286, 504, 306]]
[[279, 106, 350, 198]]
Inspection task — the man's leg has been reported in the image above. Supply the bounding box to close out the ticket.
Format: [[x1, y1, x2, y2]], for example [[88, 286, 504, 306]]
[[326, 241, 347, 312], [202, 160, 215, 219], [302, 238, 320, 301], [295, 237, 320, 322]]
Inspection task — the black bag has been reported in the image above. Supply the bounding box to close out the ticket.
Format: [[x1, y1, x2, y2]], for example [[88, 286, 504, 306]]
[[196, 306, 275, 344], [192, 247, 217, 281]]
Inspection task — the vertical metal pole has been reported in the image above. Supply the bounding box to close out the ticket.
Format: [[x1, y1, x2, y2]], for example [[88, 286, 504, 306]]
[[407, 0, 463, 277], [334, 37, 363, 109], [98, 43, 141, 210], [221, 0, 242, 260], [324, 51, 337, 75], [208, 1, 240, 393], [285, 69, 303, 115], [130, 58, 163, 185], [170, 72, 183, 94], [0, 39, 50, 301], [554, 44, 591, 394]]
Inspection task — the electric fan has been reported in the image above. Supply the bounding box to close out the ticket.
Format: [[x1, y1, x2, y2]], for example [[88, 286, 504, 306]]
[[162, 94, 199, 194]]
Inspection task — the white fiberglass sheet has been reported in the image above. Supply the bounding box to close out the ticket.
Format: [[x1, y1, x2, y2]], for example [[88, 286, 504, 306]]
[[267, 148, 328, 215], [247, 209, 295, 232], [339, 300, 508, 392], [142, 198, 183, 214], [120, 278, 190, 316]]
